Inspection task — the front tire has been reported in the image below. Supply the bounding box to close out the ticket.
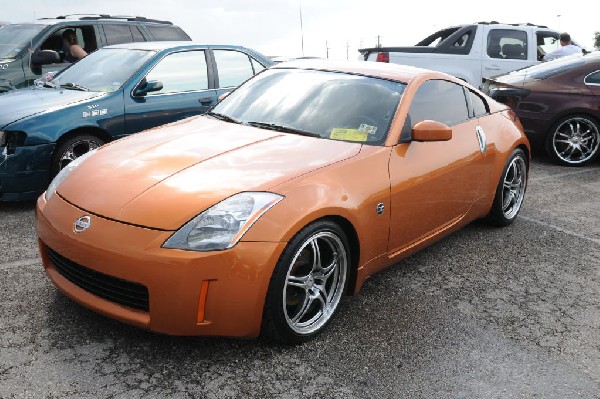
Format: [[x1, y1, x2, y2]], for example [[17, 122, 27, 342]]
[[262, 220, 349, 344], [545, 115, 600, 166], [486, 148, 528, 227], [51, 134, 104, 176]]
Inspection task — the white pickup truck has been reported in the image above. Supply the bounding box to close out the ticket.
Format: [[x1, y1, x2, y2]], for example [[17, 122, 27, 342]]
[[359, 22, 573, 88]]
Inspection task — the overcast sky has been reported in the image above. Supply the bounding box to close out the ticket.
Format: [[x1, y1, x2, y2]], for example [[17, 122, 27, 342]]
[[3, 0, 597, 59]]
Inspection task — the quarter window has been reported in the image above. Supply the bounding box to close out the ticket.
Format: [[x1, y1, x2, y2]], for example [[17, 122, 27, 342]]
[[145, 51, 209, 94], [407, 80, 469, 128], [213, 50, 255, 88], [487, 29, 527, 60], [146, 26, 190, 41], [585, 70, 600, 85], [469, 90, 488, 117]]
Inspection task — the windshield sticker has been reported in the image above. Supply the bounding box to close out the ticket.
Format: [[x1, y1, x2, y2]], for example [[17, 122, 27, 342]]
[[330, 128, 368, 142], [358, 124, 378, 135], [83, 109, 108, 118]]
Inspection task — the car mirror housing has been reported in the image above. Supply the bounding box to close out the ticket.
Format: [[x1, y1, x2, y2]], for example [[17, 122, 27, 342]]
[[134, 80, 163, 96], [411, 120, 452, 142], [31, 50, 60, 65]]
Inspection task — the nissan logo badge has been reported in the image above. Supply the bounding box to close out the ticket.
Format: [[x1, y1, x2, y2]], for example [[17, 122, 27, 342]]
[[73, 216, 91, 233]]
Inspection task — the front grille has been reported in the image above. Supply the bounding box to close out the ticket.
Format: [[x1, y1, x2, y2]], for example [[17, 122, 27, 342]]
[[46, 246, 149, 312]]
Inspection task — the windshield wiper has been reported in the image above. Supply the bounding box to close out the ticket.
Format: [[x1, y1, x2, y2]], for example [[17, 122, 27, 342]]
[[43, 81, 57, 89], [60, 82, 89, 91], [246, 122, 321, 138], [205, 111, 242, 124]]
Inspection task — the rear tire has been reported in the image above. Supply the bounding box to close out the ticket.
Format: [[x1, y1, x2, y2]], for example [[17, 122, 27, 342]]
[[545, 115, 600, 166], [51, 134, 104, 176], [261, 220, 349, 344], [486, 148, 528, 227]]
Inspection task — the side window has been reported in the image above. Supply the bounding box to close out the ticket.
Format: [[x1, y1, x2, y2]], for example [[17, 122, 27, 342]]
[[40, 26, 96, 61], [145, 51, 208, 95], [453, 32, 470, 47], [585, 71, 600, 85], [146, 26, 190, 41], [407, 80, 469, 128], [469, 90, 489, 117], [213, 50, 255, 88], [536, 32, 560, 60], [104, 25, 134, 45], [251, 58, 266, 74], [131, 26, 145, 42], [487, 29, 527, 60]]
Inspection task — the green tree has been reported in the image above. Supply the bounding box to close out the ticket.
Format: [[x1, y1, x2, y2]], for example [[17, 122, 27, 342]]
[[595, 31, 600, 50]]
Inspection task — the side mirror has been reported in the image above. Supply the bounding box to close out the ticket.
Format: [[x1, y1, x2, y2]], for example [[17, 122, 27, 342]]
[[31, 50, 60, 65], [134, 79, 163, 96], [411, 120, 452, 142]]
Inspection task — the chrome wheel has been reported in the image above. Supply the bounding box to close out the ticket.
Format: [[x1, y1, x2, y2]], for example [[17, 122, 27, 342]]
[[501, 154, 527, 220], [550, 116, 600, 165], [57, 137, 103, 171], [283, 231, 348, 335]]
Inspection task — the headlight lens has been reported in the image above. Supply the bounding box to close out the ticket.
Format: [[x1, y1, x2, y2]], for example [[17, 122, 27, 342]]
[[163, 192, 284, 251], [44, 149, 97, 201]]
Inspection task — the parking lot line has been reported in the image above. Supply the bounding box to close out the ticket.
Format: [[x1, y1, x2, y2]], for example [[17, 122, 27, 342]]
[[519, 215, 600, 245]]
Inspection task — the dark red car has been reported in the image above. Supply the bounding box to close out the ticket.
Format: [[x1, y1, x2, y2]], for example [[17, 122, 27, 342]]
[[483, 52, 600, 166]]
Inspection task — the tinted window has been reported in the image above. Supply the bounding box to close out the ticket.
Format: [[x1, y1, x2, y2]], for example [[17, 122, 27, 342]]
[[407, 80, 469, 127], [214, 50, 255, 88], [104, 25, 134, 45], [213, 69, 405, 145], [145, 51, 208, 94], [146, 26, 190, 41], [487, 29, 527, 60], [132, 26, 145, 42], [585, 70, 600, 85], [469, 90, 488, 117]]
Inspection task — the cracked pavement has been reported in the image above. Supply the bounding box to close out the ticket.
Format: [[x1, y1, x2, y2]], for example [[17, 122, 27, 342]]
[[0, 156, 599, 398]]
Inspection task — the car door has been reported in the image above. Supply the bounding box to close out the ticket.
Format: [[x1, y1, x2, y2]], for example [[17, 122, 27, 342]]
[[388, 79, 488, 255], [481, 26, 532, 81], [124, 49, 217, 135]]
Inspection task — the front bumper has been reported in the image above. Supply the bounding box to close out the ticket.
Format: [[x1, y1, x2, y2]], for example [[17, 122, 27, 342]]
[[0, 143, 54, 201], [36, 193, 287, 337]]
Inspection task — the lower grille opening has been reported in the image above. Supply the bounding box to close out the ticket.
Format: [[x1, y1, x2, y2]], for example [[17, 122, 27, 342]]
[[46, 246, 149, 312]]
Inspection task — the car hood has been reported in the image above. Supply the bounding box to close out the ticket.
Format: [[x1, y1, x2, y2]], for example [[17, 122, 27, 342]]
[[0, 88, 105, 128], [57, 116, 362, 230]]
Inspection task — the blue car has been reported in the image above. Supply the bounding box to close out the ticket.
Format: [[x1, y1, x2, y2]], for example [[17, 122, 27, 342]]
[[0, 42, 273, 201]]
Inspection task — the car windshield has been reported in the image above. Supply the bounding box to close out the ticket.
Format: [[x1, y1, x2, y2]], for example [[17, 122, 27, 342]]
[[51, 48, 156, 92], [0, 24, 45, 59], [211, 68, 405, 145]]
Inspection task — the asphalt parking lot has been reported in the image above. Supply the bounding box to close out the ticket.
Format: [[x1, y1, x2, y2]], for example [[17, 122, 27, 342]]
[[0, 155, 598, 398]]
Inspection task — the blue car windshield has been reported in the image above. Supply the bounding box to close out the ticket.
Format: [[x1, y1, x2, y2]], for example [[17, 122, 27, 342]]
[[0, 24, 45, 59], [52, 48, 156, 92], [212, 68, 406, 146]]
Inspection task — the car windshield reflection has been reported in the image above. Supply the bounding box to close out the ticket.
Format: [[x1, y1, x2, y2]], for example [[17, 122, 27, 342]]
[[212, 69, 406, 145]]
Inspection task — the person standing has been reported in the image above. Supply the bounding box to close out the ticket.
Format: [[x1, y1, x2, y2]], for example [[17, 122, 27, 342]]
[[543, 32, 582, 61]]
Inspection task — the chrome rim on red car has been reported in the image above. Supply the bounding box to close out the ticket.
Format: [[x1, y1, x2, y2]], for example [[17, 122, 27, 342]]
[[283, 231, 348, 335], [551, 117, 600, 165], [502, 154, 527, 220]]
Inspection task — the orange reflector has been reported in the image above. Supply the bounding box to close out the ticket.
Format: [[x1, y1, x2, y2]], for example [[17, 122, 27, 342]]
[[197, 280, 210, 323]]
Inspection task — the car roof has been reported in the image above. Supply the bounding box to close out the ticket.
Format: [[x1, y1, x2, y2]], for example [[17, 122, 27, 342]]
[[103, 41, 254, 52], [271, 59, 444, 84]]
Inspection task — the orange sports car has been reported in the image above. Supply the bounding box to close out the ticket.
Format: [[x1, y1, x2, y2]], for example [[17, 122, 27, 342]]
[[36, 60, 530, 343]]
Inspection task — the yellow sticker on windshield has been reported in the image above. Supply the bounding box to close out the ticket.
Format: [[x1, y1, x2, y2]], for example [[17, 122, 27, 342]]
[[330, 128, 368, 142]]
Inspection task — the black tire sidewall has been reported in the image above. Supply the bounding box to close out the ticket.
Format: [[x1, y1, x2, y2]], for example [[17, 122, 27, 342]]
[[262, 219, 350, 344], [51, 134, 104, 176]]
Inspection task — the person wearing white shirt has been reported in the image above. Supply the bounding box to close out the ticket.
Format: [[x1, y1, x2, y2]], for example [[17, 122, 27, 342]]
[[543, 32, 582, 61]]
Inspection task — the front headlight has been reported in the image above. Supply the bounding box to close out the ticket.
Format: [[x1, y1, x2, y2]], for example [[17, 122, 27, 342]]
[[163, 192, 284, 252], [44, 149, 97, 201]]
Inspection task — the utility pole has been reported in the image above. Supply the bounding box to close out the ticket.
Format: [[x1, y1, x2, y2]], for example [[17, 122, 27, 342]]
[[346, 41, 349, 60], [325, 40, 330, 59], [299, 0, 305, 56], [376, 35, 381, 48]]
